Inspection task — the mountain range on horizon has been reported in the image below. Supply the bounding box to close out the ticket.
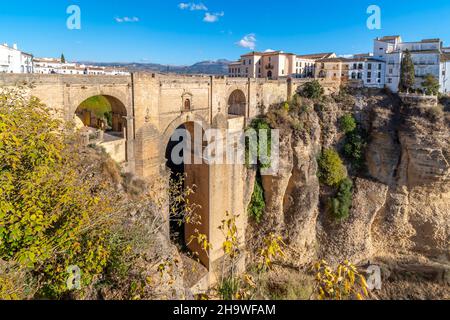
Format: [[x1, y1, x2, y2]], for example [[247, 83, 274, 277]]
[[76, 59, 232, 75]]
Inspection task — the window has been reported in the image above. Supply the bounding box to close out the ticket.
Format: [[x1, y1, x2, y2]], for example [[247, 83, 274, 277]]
[[388, 78, 392, 84], [368, 64, 372, 70], [367, 79, 371, 83], [389, 69, 393, 74], [367, 72, 372, 78], [378, 64, 382, 70], [378, 72, 381, 79], [184, 99, 191, 112]]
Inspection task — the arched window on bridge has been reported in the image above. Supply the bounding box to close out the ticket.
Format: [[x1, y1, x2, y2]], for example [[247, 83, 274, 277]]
[[184, 98, 191, 112], [228, 89, 247, 117]]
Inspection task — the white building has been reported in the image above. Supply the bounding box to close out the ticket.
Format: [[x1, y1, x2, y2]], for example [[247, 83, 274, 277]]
[[0, 43, 33, 73], [229, 51, 335, 80], [33, 57, 129, 76], [346, 57, 386, 88], [440, 53, 450, 94], [374, 36, 449, 93], [34, 58, 64, 74]]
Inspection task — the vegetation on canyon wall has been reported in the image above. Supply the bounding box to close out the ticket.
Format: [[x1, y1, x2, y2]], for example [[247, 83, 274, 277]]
[[0, 88, 190, 300], [246, 118, 272, 224]]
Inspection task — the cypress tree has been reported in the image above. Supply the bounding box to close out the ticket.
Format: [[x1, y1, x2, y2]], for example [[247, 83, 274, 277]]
[[61, 54, 66, 64], [399, 49, 415, 93]]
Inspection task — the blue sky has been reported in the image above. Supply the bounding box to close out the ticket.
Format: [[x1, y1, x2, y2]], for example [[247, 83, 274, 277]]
[[1, 0, 450, 65]]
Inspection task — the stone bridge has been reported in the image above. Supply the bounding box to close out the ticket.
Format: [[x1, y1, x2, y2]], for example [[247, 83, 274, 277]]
[[0, 73, 336, 282]]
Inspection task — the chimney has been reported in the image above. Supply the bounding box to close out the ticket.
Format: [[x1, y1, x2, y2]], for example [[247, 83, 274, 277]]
[[13, 44, 18, 50]]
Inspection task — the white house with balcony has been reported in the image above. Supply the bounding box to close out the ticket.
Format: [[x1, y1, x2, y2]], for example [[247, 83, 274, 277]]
[[0, 43, 33, 73], [345, 57, 386, 88], [374, 36, 449, 93]]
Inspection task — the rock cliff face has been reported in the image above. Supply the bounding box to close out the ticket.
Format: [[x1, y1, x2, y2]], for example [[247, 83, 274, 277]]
[[249, 90, 449, 273]]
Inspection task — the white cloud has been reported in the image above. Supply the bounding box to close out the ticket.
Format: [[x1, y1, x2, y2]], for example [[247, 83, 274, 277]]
[[115, 16, 139, 23], [178, 2, 208, 11], [203, 11, 224, 23], [236, 34, 257, 50]]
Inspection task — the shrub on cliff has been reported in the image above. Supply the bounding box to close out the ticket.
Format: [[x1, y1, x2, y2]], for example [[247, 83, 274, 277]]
[[328, 178, 353, 221], [245, 118, 272, 169], [339, 114, 367, 172], [299, 81, 324, 100], [339, 114, 357, 134], [317, 149, 347, 187], [248, 175, 266, 223]]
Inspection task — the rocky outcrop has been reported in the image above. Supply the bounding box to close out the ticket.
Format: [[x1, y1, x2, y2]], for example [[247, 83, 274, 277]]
[[320, 178, 388, 265], [371, 103, 450, 259], [251, 91, 449, 271]]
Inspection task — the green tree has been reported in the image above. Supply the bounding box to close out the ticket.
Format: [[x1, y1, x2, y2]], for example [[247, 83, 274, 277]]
[[421, 73, 440, 96], [328, 178, 353, 221], [317, 149, 347, 187], [248, 175, 265, 223], [246, 118, 272, 169], [339, 114, 357, 134], [300, 80, 324, 99], [399, 49, 415, 93], [0, 88, 116, 298], [61, 54, 66, 63]]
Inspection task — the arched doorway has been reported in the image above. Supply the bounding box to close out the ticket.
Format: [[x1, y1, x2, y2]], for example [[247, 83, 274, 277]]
[[228, 89, 247, 117], [165, 121, 210, 267], [267, 70, 273, 79], [75, 95, 128, 163]]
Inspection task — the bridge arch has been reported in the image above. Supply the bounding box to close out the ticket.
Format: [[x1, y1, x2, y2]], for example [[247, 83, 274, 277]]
[[227, 89, 247, 117], [164, 116, 210, 268], [69, 88, 130, 120], [74, 95, 127, 132], [74, 94, 130, 164]]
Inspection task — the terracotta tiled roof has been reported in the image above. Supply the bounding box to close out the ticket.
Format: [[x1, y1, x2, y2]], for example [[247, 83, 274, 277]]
[[297, 52, 335, 60], [441, 53, 450, 62], [378, 35, 401, 41], [316, 57, 348, 63]]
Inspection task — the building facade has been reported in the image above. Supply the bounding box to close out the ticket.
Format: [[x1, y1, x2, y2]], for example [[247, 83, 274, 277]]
[[229, 51, 335, 80], [346, 57, 386, 88], [374, 36, 449, 93], [0, 43, 33, 74], [33, 57, 129, 76]]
